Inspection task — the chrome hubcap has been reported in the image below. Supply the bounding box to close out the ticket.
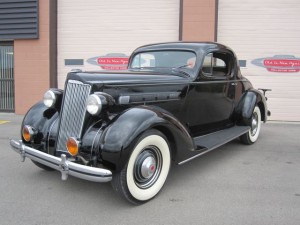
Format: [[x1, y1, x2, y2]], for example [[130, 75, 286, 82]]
[[134, 147, 162, 189], [141, 156, 156, 179]]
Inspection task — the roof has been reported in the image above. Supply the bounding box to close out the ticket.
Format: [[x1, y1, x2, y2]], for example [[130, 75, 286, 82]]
[[132, 42, 232, 54]]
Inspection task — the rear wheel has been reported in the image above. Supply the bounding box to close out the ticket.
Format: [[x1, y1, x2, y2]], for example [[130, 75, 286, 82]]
[[240, 106, 261, 145], [112, 130, 171, 205]]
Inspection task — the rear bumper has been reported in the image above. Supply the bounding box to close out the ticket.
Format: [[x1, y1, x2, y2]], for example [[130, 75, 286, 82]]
[[10, 139, 112, 183]]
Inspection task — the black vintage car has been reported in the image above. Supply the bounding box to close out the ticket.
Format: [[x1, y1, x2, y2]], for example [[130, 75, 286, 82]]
[[10, 42, 270, 204]]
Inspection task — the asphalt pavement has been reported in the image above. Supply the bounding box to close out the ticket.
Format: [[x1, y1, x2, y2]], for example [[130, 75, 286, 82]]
[[0, 113, 299, 225]]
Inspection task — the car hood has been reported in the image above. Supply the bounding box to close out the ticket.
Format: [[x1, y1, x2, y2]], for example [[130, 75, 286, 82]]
[[66, 70, 190, 86]]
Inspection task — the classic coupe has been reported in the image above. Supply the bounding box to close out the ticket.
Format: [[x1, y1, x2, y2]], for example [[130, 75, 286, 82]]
[[10, 42, 270, 204]]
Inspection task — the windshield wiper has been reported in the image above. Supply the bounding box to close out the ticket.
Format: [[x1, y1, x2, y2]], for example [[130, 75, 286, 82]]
[[175, 64, 189, 69]]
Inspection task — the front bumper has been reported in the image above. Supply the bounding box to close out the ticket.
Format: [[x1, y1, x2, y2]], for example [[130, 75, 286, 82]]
[[10, 139, 112, 182]]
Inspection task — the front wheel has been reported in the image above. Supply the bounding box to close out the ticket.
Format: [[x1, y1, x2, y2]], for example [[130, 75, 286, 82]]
[[240, 106, 262, 145], [112, 130, 171, 205]]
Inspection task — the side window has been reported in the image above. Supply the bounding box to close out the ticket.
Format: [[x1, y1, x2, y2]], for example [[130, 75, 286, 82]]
[[202, 53, 213, 74], [131, 53, 155, 68], [202, 52, 232, 78]]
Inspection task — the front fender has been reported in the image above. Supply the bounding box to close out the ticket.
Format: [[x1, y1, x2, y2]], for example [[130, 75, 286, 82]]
[[22, 101, 59, 155], [99, 106, 194, 171], [235, 89, 267, 125]]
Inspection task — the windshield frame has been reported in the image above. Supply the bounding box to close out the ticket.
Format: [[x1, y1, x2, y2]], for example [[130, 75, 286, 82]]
[[128, 49, 198, 78]]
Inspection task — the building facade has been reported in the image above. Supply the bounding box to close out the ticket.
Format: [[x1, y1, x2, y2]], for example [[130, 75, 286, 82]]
[[0, 0, 299, 121]]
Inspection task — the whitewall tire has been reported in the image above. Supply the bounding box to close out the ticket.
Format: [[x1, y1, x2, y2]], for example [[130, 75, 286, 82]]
[[240, 106, 262, 145], [112, 130, 171, 204]]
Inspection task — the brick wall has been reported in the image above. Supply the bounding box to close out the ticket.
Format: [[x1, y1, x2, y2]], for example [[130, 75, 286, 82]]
[[181, 0, 216, 41], [14, 0, 53, 114]]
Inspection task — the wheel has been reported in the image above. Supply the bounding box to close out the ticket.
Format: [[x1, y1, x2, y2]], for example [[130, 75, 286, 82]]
[[112, 129, 171, 204], [31, 160, 54, 171], [240, 106, 261, 145]]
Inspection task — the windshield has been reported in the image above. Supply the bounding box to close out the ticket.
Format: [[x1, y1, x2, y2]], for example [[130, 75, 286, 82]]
[[130, 50, 197, 71]]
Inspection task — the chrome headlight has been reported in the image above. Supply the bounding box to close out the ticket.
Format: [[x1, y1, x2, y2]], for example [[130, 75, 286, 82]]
[[43, 90, 56, 108], [86, 94, 105, 115]]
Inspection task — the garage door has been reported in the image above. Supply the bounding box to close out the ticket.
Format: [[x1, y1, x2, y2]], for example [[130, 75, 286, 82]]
[[57, 0, 179, 89], [217, 0, 300, 121]]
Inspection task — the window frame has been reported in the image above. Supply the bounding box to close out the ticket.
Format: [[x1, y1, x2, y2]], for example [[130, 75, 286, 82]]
[[129, 50, 197, 70], [200, 50, 235, 80]]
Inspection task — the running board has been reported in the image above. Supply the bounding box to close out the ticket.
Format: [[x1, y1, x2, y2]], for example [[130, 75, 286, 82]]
[[178, 126, 250, 165]]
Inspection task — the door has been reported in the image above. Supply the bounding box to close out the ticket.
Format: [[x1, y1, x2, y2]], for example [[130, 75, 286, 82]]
[[0, 42, 14, 112], [185, 51, 236, 136], [218, 0, 300, 121], [57, 0, 180, 89]]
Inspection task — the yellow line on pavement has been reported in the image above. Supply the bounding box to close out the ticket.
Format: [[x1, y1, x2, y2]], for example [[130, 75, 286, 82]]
[[0, 120, 10, 125]]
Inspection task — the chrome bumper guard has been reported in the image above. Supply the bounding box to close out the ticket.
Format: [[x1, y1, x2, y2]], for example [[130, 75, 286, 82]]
[[10, 140, 112, 183]]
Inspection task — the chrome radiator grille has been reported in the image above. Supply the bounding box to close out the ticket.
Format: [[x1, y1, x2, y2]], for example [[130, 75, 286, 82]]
[[56, 80, 91, 152]]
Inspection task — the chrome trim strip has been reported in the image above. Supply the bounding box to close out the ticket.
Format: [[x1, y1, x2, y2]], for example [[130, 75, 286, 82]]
[[10, 139, 112, 183], [68, 80, 84, 85], [104, 79, 246, 87]]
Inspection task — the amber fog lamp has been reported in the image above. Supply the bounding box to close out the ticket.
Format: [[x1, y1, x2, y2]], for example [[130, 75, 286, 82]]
[[22, 125, 34, 142], [43, 90, 56, 108], [66, 137, 80, 156]]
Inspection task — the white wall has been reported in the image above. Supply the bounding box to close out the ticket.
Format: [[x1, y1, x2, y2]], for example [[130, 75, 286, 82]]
[[218, 0, 300, 121], [57, 0, 180, 89]]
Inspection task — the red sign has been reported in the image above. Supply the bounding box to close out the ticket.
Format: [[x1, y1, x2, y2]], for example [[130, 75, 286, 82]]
[[264, 59, 300, 67], [97, 56, 129, 70], [97, 57, 128, 65], [264, 59, 300, 72], [87, 54, 129, 70], [252, 55, 300, 73]]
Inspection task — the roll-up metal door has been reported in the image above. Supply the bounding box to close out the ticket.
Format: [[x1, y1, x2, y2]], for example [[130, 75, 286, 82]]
[[57, 0, 180, 89], [0, 42, 14, 112], [217, 0, 300, 121]]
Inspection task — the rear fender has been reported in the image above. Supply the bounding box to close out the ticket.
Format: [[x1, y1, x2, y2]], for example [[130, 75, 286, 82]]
[[235, 89, 267, 125]]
